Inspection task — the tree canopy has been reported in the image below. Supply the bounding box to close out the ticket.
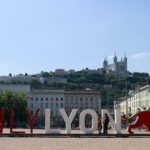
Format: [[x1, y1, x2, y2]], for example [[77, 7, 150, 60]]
[[0, 90, 27, 126]]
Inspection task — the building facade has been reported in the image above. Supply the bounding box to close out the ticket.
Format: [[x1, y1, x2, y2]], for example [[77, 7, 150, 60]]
[[0, 84, 101, 121], [64, 91, 101, 115], [27, 90, 101, 118], [27, 90, 65, 117], [116, 85, 150, 115], [103, 54, 127, 76], [55, 69, 68, 76], [40, 77, 67, 84]]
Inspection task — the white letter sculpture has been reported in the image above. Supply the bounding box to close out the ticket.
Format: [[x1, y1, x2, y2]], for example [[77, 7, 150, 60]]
[[45, 109, 61, 134], [102, 108, 121, 134], [79, 109, 98, 134], [59, 109, 78, 134]]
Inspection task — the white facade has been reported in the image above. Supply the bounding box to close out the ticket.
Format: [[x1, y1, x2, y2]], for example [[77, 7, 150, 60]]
[[117, 85, 150, 115], [27, 90, 65, 117], [27, 90, 101, 118], [40, 77, 67, 84], [64, 91, 101, 115]]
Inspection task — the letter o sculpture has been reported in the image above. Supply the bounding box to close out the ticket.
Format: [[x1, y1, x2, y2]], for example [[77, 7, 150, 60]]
[[79, 109, 98, 134]]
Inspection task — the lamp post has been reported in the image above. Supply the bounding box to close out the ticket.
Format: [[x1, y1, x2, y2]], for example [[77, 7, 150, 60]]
[[125, 76, 128, 116], [103, 85, 112, 109]]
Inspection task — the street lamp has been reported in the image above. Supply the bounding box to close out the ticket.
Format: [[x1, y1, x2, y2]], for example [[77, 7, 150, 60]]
[[103, 85, 112, 109], [124, 71, 130, 129], [125, 71, 128, 117]]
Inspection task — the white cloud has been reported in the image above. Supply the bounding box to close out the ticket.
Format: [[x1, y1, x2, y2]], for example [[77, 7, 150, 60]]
[[132, 52, 150, 59]]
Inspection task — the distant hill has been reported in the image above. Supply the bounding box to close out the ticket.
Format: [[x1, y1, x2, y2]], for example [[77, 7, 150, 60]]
[[31, 70, 150, 108]]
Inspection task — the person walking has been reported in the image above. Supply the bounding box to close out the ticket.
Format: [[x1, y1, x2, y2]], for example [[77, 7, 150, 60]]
[[103, 113, 110, 134]]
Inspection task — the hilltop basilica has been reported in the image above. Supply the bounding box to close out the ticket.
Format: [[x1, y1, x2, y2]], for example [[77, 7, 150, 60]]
[[103, 54, 127, 76]]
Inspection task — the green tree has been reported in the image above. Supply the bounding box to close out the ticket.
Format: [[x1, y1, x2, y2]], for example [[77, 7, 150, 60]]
[[0, 90, 27, 127], [31, 79, 42, 89]]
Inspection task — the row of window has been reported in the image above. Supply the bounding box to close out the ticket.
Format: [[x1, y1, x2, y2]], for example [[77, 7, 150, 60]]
[[30, 97, 100, 103], [30, 97, 64, 101], [121, 100, 150, 110], [30, 103, 64, 108], [30, 103, 99, 110], [65, 103, 95, 107], [65, 106, 99, 110], [129, 91, 149, 101], [65, 97, 94, 101], [30, 103, 98, 109], [65, 101, 99, 105]]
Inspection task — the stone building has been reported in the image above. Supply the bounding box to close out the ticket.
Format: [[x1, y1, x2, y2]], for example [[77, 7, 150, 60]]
[[103, 54, 127, 76], [0, 83, 101, 126], [40, 77, 67, 84], [115, 85, 150, 115], [27, 90, 65, 117], [27, 90, 101, 118], [64, 91, 101, 115]]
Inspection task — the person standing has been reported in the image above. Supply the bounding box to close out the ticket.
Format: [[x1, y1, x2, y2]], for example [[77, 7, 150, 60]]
[[97, 114, 102, 134], [103, 113, 110, 134]]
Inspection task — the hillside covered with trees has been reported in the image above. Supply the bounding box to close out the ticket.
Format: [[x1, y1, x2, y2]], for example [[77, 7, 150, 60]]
[[31, 70, 150, 108]]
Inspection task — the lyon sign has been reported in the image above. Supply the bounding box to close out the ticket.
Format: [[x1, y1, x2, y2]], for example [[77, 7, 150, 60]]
[[0, 108, 121, 134], [45, 108, 121, 134], [1, 107, 150, 134]]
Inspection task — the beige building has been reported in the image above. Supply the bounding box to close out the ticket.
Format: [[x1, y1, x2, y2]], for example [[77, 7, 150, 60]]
[[0, 83, 101, 119], [116, 85, 150, 115], [27, 90, 65, 117], [27, 90, 101, 118], [40, 77, 67, 84], [64, 91, 101, 115]]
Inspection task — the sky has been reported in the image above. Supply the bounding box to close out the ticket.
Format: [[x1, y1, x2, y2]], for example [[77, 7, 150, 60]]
[[0, 0, 150, 75]]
